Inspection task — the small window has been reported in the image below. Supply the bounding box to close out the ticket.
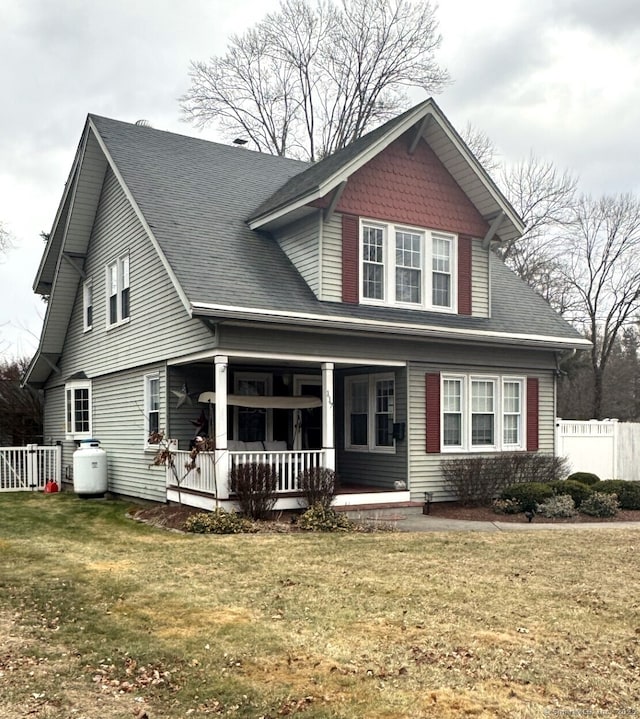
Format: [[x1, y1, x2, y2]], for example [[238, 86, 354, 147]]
[[471, 379, 495, 446], [395, 230, 422, 304], [345, 373, 395, 452], [432, 235, 451, 307], [503, 379, 522, 447], [65, 381, 92, 439], [145, 374, 160, 445], [362, 225, 385, 300], [107, 253, 130, 326], [83, 279, 93, 331]]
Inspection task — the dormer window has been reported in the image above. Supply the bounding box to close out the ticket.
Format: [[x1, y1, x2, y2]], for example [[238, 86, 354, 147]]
[[360, 219, 456, 312]]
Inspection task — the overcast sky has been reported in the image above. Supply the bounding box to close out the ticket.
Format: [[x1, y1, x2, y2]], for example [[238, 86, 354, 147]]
[[2, 0, 639, 359]]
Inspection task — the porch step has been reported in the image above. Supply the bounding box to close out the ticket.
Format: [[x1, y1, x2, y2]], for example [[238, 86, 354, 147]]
[[335, 501, 425, 520]]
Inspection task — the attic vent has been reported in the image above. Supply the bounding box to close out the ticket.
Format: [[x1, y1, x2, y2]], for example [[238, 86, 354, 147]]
[[135, 119, 152, 127]]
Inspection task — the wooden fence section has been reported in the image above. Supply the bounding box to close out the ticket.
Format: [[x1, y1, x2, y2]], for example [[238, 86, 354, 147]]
[[0, 445, 61, 492], [556, 419, 640, 482]]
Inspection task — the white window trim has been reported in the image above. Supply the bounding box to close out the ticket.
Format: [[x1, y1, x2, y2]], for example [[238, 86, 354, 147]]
[[83, 278, 93, 332], [440, 374, 526, 453], [106, 253, 130, 328], [65, 380, 92, 440], [359, 218, 457, 313], [233, 372, 273, 443], [144, 373, 161, 449], [345, 372, 396, 454]]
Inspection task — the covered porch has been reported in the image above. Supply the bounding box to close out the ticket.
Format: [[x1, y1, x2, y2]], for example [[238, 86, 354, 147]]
[[164, 352, 410, 512]]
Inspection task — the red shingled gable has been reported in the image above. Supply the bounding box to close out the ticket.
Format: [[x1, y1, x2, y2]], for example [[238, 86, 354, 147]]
[[331, 135, 489, 238]]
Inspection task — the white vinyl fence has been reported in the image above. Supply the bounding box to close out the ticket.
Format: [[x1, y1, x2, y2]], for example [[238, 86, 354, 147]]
[[0, 445, 61, 492], [556, 419, 640, 482]]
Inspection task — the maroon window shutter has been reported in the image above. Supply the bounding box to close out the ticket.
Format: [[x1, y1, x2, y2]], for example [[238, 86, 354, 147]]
[[457, 235, 472, 315], [342, 214, 359, 304], [526, 377, 539, 451], [425, 373, 441, 453]]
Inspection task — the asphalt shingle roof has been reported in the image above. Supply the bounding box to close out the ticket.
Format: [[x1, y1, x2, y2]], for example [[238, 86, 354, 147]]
[[90, 114, 584, 346]]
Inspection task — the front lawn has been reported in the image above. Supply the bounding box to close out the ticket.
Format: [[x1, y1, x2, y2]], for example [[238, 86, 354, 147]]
[[0, 493, 638, 718]]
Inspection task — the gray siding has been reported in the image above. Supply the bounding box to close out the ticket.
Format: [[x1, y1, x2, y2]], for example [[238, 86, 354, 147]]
[[275, 214, 320, 296], [407, 362, 555, 501], [53, 167, 214, 384], [219, 323, 558, 371], [321, 213, 343, 302], [471, 240, 489, 317], [336, 367, 407, 489], [43, 368, 168, 502]]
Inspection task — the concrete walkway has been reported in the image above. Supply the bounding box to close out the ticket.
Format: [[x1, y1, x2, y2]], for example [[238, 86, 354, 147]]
[[393, 514, 640, 532]]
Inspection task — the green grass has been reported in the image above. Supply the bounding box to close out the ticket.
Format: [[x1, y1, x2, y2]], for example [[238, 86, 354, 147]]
[[1, 492, 639, 718]]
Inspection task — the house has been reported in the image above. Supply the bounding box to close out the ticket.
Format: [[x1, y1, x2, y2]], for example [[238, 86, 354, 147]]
[[24, 99, 589, 511]]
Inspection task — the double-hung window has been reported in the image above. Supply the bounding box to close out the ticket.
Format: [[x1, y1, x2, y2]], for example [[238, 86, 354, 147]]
[[65, 380, 92, 439], [360, 220, 456, 311], [107, 254, 130, 326], [234, 373, 272, 443], [83, 279, 93, 332], [441, 375, 525, 452], [345, 374, 395, 452], [145, 374, 160, 445]]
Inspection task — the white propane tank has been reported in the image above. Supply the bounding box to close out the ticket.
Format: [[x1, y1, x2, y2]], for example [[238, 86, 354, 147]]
[[73, 439, 108, 498]]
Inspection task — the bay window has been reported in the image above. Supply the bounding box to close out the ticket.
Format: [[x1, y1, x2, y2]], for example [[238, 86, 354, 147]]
[[360, 219, 456, 311]]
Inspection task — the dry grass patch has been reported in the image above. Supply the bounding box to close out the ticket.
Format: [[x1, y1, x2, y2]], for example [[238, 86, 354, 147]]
[[0, 493, 639, 718]]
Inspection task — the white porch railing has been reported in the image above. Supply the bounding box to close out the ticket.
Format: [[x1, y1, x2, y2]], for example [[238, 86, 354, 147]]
[[0, 445, 61, 492], [167, 449, 324, 496]]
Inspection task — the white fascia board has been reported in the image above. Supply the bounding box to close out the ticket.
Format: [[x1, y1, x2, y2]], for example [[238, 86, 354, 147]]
[[191, 301, 591, 350], [88, 118, 193, 316], [248, 101, 433, 230], [168, 349, 406, 367]]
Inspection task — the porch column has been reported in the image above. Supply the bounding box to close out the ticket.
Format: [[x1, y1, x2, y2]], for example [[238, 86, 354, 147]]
[[321, 362, 336, 471], [214, 355, 230, 500]]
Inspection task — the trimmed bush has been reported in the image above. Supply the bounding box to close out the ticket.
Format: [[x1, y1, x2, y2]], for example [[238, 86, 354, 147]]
[[536, 494, 577, 518], [297, 504, 354, 532], [593, 480, 640, 510], [183, 509, 255, 534], [566, 472, 600, 486], [547, 479, 592, 507], [442, 453, 569, 507], [492, 498, 522, 515], [579, 491, 619, 517], [229, 462, 279, 520], [298, 467, 338, 510], [501, 482, 554, 513]]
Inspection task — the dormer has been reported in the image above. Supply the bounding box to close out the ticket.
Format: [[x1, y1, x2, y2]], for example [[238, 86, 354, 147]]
[[249, 99, 524, 319]]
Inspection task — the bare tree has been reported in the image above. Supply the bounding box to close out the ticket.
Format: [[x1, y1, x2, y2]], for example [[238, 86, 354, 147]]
[[498, 154, 578, 313], [181, 0, 449, 160], [0, 358, 43, 445], [559, 193, 640, 419], [0, 221, 11, 255]]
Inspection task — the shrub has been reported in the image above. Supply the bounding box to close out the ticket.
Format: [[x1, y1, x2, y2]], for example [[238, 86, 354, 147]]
[[547, 479, 592, 507], [442, 453, 569, 507], [183, 509, 254, 534], [579, 491, 619, 518], [229, 463, 279, 520], [500, 482, 554, 513], [297, 503, 354, 532], [492, 498, 522, 515], [536, 494, 577, 518], [592, 480, 640, 510], [566, 471, 600, 486], [298, 467, 338, 510]]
